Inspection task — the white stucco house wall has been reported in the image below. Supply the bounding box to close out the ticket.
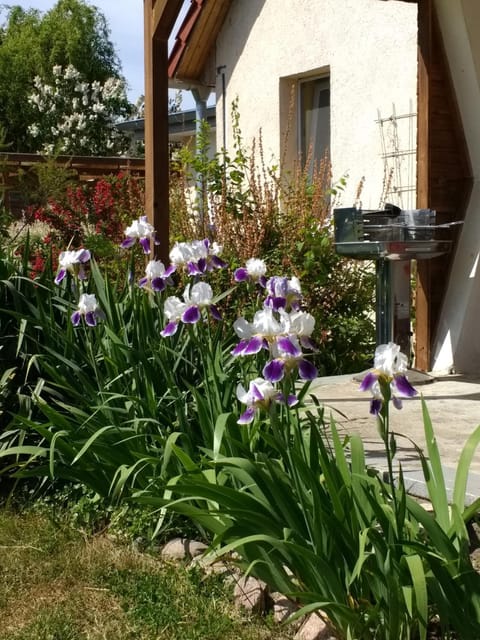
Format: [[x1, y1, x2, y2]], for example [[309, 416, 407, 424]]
[[210, 0, 418, 211]]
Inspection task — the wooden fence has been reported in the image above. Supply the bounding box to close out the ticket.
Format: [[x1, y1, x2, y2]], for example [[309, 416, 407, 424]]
[[1, 153, 145, 216]]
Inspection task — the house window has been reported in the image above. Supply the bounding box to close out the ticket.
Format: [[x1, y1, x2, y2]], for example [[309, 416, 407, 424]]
[[299, 76, 330, 173]]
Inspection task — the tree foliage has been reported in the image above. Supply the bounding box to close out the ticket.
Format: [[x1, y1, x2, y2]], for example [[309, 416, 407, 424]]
[[0, 0, 127, 152], [28, 65, 131, 155]]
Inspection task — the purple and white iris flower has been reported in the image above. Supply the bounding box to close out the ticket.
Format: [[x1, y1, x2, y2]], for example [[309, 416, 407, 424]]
[[71, 293, 104, 327], [161, 281, 221, 337], [169, 239, 226, 275], [54, 248, 91, 284], [232, 276, 317, 384], [160, 296, 187, 337], [264, 275, 302, 311], [204, 240, 227, 271], [232, 308, 286, 356], [234, 258, 267, 287], [263, 335, 318, 383], [120, 216, 160, 254], [360, 342, 417, 415], [236, 377, 298, 425], [182, 281, 221, 323], [138, 260, 173, 292], [169, 240, 200, 269], [280, 309, 317, 350]]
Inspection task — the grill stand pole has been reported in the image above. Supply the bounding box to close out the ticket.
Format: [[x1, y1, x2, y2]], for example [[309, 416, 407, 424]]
[[375, 259, 412, 361]]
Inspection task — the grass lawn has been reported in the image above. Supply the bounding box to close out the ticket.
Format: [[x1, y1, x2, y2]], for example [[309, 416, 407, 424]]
[[0, 509, 296, 640]]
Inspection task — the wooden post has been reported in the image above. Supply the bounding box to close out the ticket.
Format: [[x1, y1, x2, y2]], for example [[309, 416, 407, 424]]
[[415, 0, 433, 371], [143, 0, 183, 262]]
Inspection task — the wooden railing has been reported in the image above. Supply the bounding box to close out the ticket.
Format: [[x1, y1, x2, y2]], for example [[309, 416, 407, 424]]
[[1, 153, 145, 216], [1, 153, 145, 182]]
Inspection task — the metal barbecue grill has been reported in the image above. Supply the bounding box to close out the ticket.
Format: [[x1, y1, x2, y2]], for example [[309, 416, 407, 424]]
[[333, 205, 461, 359]]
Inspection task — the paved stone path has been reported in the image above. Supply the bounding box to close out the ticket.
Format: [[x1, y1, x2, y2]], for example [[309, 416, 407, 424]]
[[308, 372, 480, 503]]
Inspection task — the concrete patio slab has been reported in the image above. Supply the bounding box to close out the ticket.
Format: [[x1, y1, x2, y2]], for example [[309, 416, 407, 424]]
[[307, 372, 480, 504]]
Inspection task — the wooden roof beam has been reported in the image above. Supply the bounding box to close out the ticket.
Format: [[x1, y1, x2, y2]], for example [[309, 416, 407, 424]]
[[152, 0, 184, 39]]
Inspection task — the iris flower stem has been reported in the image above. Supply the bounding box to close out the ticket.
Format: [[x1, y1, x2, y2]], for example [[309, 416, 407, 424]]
[[378, 377, 398, 519], [269, 398, 287, 451], [128, 249, 137, 291], [272, 377, 318, 545], [285, 376, 306, 458], [189, 318, 223, 444], [84, 323, 103, 392]]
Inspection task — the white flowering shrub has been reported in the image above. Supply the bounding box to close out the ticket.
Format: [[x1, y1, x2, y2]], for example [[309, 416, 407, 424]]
[[27, 64, 132, 156]]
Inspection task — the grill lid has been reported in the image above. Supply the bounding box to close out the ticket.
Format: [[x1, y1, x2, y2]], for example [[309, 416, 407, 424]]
[[333, 205, 462, 260]]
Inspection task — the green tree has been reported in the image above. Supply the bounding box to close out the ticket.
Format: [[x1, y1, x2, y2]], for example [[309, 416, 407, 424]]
[[28, 65, 131, 155], [0, 0, 128, 152]]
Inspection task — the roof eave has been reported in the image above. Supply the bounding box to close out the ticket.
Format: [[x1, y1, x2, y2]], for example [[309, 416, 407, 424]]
[[168, 0, 232, 85]]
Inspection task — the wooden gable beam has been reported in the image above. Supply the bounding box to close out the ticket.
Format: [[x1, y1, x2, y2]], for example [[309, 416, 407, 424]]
[[415, 0, 432, 370], [143, 0, 183, 262], [152, 0, 184, 39]]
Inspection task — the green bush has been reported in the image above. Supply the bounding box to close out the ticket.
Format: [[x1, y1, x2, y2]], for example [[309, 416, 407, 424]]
[[170, 104, 375, 374]]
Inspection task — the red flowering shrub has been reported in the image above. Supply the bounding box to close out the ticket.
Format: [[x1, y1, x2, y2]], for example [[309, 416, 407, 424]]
[[25, 172, 145, 276], [29, 250, 46, 279]]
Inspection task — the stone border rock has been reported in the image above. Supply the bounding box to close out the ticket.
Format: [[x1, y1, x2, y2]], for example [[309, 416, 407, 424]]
[[155, 537, 338, 640]]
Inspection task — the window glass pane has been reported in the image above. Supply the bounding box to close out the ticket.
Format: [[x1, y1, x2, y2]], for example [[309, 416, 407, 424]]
[[300, 77, 330, 173]]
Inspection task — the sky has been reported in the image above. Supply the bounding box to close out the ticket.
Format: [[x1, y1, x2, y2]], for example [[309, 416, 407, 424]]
[[4, 0, 194, 107]]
